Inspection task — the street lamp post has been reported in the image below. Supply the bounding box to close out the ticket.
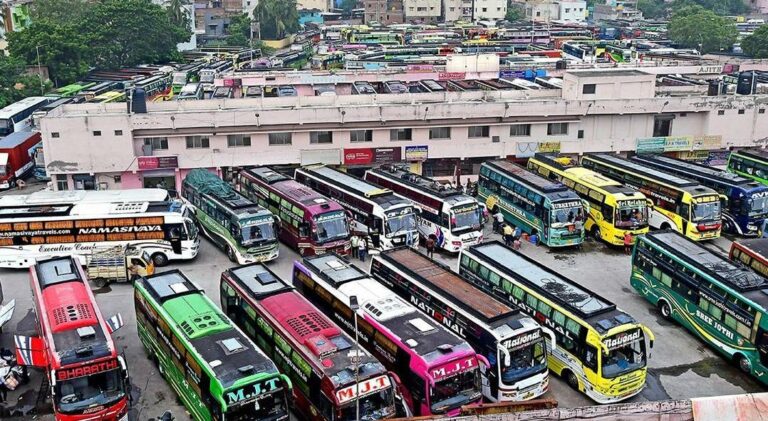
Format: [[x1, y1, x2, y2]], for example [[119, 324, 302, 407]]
[[35, 45, 44, 95], [350, 295, 361, 421]]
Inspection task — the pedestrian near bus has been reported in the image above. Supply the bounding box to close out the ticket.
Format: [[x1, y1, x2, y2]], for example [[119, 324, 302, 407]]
[[624, 231, 633, 255], [358, 237, 368, 262], [493, 211, 504, 233], [503, 224, 514, 246], [350, 234, 359, 259], [426, 235, 436, 259]]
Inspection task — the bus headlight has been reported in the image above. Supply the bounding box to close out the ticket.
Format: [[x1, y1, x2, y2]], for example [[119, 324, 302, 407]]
[[748, 224, 758, 231]]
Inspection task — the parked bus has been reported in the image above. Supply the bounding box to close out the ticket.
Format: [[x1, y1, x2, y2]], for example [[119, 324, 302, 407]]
[[528, 154, 649, 245], [15, 256, 129, 421], [182, 169, 279, 264], [78, 81, 117, 101], [172, 62, 206, 94], [176, 83, 204, 100], [633, 155, 768, 236], [730, 238, 768, 279], [460, 241, 655, 404], [91, 91, 126, 103], [31, 97, 76, 129], [220, 263, 411, 420], [295, 165, 418, 250], [135, 74, 172, 98], [728, 149, 768, 186], [371, 248, 552, 402], [0, 188, 199, 268], [294, 254, 486, 416], [582, 154, 722, 241], [364, 165, 481, 252], [51, 82, 96, 97], [478, 160, 586, 247], [238, 166, 351, 256], [0, 96, 53, 136], [631, 231, 768, 385], [135, 270, 292, 420]]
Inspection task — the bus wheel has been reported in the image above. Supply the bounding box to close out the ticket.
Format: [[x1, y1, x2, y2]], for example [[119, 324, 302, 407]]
[[226, 246, 236, 262], [591, 227, 601, 242], [736, 355, 752, 374], [723, 219, 734, 234], [564, 370, 579, 390], [93, 278, 107, 289], [152, 253, 169, 267], [658, 300, 672, 320], [660, 223, 671, 231]]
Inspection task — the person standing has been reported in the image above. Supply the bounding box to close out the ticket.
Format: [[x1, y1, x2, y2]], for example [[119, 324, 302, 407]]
[[513, 225, 522, 250], [624, 231, 633, 255], [426, 235, 436, 259], [358, 236, 368, 262], [350, 234, 359, 259], [493, 210, 504, 233], [503, 224, 514, 246]]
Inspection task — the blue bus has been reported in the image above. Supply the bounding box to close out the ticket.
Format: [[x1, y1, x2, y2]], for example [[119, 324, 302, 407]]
[[633, 155, 768, 236]]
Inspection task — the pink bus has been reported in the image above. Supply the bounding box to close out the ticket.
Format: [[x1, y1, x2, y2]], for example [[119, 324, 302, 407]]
[[238, 166, 351, 257], [294, 254, 486, 416]]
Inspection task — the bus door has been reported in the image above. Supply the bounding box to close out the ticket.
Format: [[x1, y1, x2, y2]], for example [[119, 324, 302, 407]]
[[165, 224, 183, 255]]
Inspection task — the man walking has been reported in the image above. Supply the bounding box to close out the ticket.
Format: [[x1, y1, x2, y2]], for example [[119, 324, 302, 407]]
[[358, 236, 368, 262], [350, 234, 359, 259], [493, 210, 504, 233], [624, 231, 633, 255], [426, 235, 436, 259]]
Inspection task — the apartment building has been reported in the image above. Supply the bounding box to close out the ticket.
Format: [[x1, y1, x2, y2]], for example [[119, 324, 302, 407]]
[[364, 0, 405, 24], [39, 69, 768, 191], [403, 0, 441, 23], [519, 0, 586, 23], [474, 0, 506, 20]]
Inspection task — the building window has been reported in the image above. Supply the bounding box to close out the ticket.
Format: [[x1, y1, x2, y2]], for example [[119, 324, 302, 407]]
[[468, 126, 490, 138], [268, 132, 292, 145], [56, 175, 68, 191], [93, 130, 102, 136], [578, 129, 584, 139], [482, 7, 487, 11], [51, 132, 60, 138], [509, 124, 531, 136], [310, 131, 333, 144], [350, 130, 373, 143], [186, 135, 210, 149], [144, 137, 168, 150], [679, 113, 687, 117], [547, 123, 569, 136], [390, 128, 412, 141], [582, 84, 596, 94], [227, 134, 251, 147], [429, 127, 451, 139], [114, 130, 123, 136], [652, 116, 673, 137], [760, 109, 766, 114], [738, 109, 745, 115], [718, 110, 725, 115]]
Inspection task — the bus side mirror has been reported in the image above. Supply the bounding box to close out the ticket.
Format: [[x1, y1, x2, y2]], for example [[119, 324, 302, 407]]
[[720, 194, 729, 207], [646, 199, 654, 207], [14, 335, 48, 367], [544, 328, 557, 351], [581, 200, 590, 214], [106, 314, 124, 334]]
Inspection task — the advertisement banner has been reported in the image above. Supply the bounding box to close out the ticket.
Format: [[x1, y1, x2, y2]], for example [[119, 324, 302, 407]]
[[374, 147, 401, 164], [407, 64, 434, 73], [404, 145, 428, 161], [661, 136, 693, 152], [343, 148, 374, 165], [692, 135, 722, 150], [438, 72, 466, 80], [637, 135, 722, 154], [138, 156, 178, 170], [538, 142, 561, 153], [499, 70, 525, 79]]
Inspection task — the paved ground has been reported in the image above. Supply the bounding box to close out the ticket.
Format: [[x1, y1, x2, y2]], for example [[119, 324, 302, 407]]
[[0, 215, 764, 420]]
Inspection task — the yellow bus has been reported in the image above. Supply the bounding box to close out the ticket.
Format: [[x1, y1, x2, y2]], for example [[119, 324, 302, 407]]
[[528, 153, 650, 246], [581, 154, 723, 241], [460, 241, 655, 404], [92, 91, 126, 103]]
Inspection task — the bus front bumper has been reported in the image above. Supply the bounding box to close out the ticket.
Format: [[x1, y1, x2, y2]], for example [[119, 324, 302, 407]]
[[498, 374, 548, 402]]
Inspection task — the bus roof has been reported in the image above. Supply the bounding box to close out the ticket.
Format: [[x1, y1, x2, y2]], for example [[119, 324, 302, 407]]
[[485, 160, 572, 196], [298, 165, 409, 208], [467, 242, 632, 332], [735, 148, 768, 161], [244, 167, 339, 209], [369, 164, 466, 199], [0, 97, 51, 119], [32, 257, 112, 366], [0, 188, 170, 207], [633, 155, 762, 190], [735, 238, 768, 259], [139, 270, 279, 389], [561, 167, 638, 196], [584, 154, 697, 188], [643, 232, 768, 300], [377, 248, 527, 328], [0, 131, 40, 149]]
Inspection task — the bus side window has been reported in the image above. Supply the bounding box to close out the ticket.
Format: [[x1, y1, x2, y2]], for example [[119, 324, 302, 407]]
[[410, 373, 426, 408], [317, 395, 334, 421], [679, 203, 690, 221], [582, 344, 598, 372], [601, 204, 613, 223], [298, 222, 310, 238]]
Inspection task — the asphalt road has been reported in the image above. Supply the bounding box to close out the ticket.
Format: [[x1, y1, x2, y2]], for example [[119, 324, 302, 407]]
[[1, 222, 764, 420]]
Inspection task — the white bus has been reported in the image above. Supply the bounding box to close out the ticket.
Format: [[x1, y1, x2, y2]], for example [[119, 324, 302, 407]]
[[365, 165, 483, 252], [295, 165, 419, 250], [0, 189, 199, 268], [0, 97, 54, 137], [176, 83, 203, 100]]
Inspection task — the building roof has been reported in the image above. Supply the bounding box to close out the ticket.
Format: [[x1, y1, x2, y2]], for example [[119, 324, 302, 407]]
[[569, 69, 650, 78]]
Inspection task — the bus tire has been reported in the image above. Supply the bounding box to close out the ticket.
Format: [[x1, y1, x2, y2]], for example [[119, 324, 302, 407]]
[[660, 223, 671, 231], [93, 278, 107, 289], [151, 253, 169, 267], [564, 370, 579, 391], [226, 246, 236, 262], [736, 354, 751, 374], [591, 226, 602, 242], [658, 300, 672, 320], [723, 219, 735, 234]]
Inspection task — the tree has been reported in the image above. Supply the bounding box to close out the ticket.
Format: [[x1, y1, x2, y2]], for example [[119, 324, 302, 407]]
[[669, 0, 748, 16], [742, 25, 768, 58], [29, 0, 89, 26], [166, 0, 191, 31], [253, 0, 299, 40], [7, 19, 89, 85], [505, 2, 523, 22], [637, 0, 665, 19], [668, 6, 738, 54], [227, 13, 252, 47], [82, 0, 190, 69], [0, 55, 51, 108]]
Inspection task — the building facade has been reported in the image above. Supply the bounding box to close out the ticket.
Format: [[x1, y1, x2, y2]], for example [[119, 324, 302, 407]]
[[474, 0, 506, 20], [403, 0, 441, 23], [364, 0, 404, 24], [39, 69, 768, 191]]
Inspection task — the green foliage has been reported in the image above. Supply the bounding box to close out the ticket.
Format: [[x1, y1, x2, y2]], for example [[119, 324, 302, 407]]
[[637, 0, 666, 19], [668, 6, 738, 54], [0, 55, 51, 108], [669, 0, 749, 16], [166, 0, 190, 29], [7, 19, 89, 85], [742, 26, 768, 58], [253, 0, 300, 40], [505, 2, 523, 21], [29, 0, 89, 25], [227, 13, 252, 47]]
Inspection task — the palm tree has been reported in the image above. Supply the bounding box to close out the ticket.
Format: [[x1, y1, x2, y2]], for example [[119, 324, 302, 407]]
[[166, 0, 190, 29], [253, 0, 298, 39]]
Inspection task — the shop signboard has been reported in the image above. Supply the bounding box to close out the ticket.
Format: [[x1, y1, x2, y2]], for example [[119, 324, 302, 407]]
[[637, 135, 723, 154], [404, 145, 428, 161], [344, 147, 402, 165], [438, 72, 466, 80], [138, 156, 179, 171]]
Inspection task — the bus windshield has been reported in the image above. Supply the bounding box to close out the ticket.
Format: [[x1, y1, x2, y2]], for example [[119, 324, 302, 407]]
[[750, 194, 768, 217], [172, 73, 187, 85], [227, 390, 288, 421], [601, 330, 646, 379], [502, 339, 547, 385], [450, 203, 482, 233], [429, 369, 481, 414], [550, 201, 584, 228], [338, 387, 396, 420], [240, 217, 276, 245], [691, 200, 721, 222], [384, 208, 416, 238], [55, 369, 126, 413], [313, 211, 349, 244], [185, 220, 199, 241], [615, 201, 649, 228], [0, 165, 7, 177], [0, 119, 11, 136]]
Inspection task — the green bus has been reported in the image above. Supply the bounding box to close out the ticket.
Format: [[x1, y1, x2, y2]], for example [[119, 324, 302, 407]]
[[182, 169, 279, 264], [631, 230, 768, 385], [48, 82, 97, 98], [728, 149, 768, 186], [135, 269, 292, 421]]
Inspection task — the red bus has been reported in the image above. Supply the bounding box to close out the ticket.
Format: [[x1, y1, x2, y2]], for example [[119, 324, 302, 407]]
[[730, 238, 768, 279], [15, 256, 129, 421], [238, 166, 351, 256], [220, 263, 411, 420]]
